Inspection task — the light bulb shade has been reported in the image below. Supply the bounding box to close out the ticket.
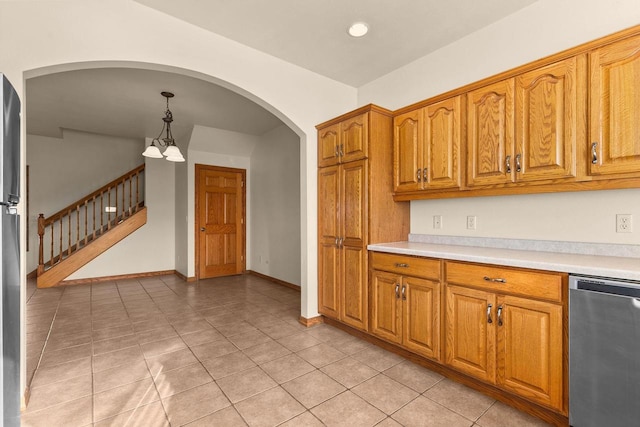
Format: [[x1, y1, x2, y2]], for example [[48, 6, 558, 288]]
[[142, 145, 163, 158], [166, 154, 186, 162], [162, 145, 182, 158]]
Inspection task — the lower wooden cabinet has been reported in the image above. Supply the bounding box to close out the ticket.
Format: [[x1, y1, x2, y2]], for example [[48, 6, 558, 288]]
[[370, 253, 441, 361], [445, 261, 565, 412]]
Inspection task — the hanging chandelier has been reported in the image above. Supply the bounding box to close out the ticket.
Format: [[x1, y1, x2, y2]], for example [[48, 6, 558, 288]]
[[142, 91, 185, 162]]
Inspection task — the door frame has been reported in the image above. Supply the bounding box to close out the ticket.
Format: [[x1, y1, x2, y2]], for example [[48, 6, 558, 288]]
[[194, 163, 247, 280]]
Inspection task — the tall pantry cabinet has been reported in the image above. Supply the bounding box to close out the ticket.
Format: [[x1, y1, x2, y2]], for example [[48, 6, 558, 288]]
[[317, 105, 409, 331]]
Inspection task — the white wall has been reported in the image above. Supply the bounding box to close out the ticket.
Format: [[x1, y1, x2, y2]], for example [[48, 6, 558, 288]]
[[67, 155, 176, 279], [250, 125, 301, 286], [26, 130, 144, 272], [359, 0, 640, 245]]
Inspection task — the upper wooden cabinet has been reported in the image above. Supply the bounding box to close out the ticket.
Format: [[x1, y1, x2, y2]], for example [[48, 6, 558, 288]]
[[318, 112, 368, 167], [515, 56, 585, 183], [467, 79, 515, 187], [589, 33, 640, 178], [391, 25, 640, 201], [317, 105, 410, 331], [394, 96, 462, 193]]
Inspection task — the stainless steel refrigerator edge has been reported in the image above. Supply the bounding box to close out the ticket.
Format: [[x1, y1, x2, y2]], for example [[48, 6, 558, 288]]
[[0, 73, 21, 427]]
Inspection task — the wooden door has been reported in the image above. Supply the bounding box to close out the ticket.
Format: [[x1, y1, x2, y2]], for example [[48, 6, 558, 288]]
[[424, 96, 462, 190], [318, 123, 340, 167], [196, 165, 245, 279], [467, 79, 515, 187], [393, 109, 423, 192], [370, 270, 403, 344], [403, 277, 441, 361], [317, 166, 340, 318], [340, 112, 369, 164], [340, 160, 368, 330], [496, 295, 563, 411], [589, 34, 640, 177], [445, 285, 496, 383], [515, 57, 583, 182]]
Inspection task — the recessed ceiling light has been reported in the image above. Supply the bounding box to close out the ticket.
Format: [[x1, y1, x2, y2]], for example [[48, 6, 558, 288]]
[[348, 22, 369, 38]]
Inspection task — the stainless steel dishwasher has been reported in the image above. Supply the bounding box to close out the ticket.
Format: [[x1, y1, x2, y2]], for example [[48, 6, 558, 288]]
[[569, 275, 640, 427]]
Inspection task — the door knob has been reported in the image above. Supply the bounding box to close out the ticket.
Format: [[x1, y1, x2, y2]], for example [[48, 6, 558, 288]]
[[200, 227, 205, 231]]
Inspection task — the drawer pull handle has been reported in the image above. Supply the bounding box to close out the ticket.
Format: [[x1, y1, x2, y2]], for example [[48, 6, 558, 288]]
[[401, 285, 406, 301], [483, 276, 506, 283], [487, 304, 493, 324], [395, 263, 409, 268], [395, 284, 400, 299], [497, 305, 503, 326]]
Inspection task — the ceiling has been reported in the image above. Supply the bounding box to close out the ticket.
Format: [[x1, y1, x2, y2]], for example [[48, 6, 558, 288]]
[[135, 0, 537, 87], [27, 0, 537, 143]]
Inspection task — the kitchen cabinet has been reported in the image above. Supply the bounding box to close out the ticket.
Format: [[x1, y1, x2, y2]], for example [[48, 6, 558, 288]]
[[317, 105, 409, 331], [444, 261, 564, 412], [370, 253, 441, 360], [393, 96, 462, 193], [589, 33, 640, 178], [514, 56, 585, 183], [318, 112, 368, 167], [466, 78, 515, 187]]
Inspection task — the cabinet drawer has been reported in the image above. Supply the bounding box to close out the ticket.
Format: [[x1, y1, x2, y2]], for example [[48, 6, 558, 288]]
[[445, 261, 564, 302], [370, 252, 440, 280]]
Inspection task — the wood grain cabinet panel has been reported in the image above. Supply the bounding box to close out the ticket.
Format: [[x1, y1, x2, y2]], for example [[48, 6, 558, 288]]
[[445, 285, 496, 382], [394, 96, 462, 194], [497, 295, 563, 410], [515, 56, 585, 183], [589, 34, 640, 178], [317, 105, 409, 332], [370, 254, 441, 361], [467, 79, 515, 187], [444, 261, 566, 413]]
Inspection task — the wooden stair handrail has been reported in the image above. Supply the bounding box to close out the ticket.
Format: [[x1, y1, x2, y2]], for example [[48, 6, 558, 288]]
[[37, 164, 145, 276], [42, 164, 145, 226]]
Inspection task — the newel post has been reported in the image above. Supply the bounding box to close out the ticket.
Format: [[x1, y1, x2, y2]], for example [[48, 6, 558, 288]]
[[37, 214, 45, 275]]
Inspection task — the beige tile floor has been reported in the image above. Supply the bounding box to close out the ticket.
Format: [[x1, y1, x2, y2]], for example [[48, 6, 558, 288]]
[[23, 274, 551, 426]]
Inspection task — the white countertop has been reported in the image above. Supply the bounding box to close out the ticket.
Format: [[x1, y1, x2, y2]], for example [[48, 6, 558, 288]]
[[368, 241, 640, 281]]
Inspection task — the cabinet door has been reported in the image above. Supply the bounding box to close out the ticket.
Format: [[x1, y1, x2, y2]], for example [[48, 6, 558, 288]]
[[403, 277, 441, 360], [370, 271, 403, 344], [393, 109, 423, 192], [424, 96, 462, 190], [467, 79, 515, 187], [589, 34, 640, 177], [445, 285, 496, 383], [318, 123, 340, 167], [341, 112, 369, 164], [497, 295, 563, 411], [317, 166, 340, 318], [340, 160, 368, 330], [515, 57, 583, 182]]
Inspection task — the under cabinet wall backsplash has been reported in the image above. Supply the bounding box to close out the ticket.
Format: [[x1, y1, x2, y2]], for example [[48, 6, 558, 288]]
[[410, 188, 640, 245]]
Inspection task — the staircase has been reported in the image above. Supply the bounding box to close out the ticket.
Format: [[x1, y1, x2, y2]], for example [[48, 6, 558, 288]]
[[36, 165, 146, 288]]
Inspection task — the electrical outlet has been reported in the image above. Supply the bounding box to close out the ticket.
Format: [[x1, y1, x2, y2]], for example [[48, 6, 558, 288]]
[[616, 214, 633, 233], [467, 215, 477, 230], [433, 215, 442, 229], [105, 206, 117, 213]]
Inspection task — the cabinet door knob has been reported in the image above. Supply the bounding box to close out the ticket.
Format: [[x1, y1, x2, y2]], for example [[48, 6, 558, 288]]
[[515, 154, 522, 173], [591, 142, 598, 164], [497, 305, 504, 326], [505, 155, 512, 173], [487, 303, 493, 324], [483, 276, 506, 283], [200, 227, 206, 232]]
